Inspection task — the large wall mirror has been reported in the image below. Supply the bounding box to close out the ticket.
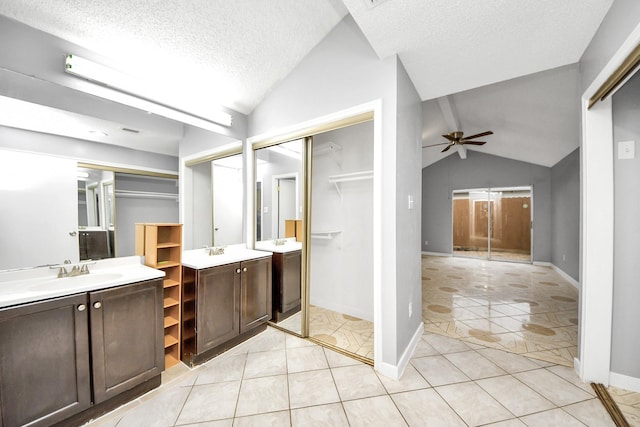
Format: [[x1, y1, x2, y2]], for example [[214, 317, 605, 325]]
[[254, 139, 304, 334], [184, 150, 243, 249]]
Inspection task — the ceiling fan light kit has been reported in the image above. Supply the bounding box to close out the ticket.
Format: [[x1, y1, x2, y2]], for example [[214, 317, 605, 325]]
[[423, 130, 494, 152]]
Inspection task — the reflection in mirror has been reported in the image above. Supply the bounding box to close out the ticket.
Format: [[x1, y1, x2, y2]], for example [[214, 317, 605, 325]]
[[255, 140, 303, 242], [77, 167, 115, 260], [254, 139, 304, 334], [185, 151, 243, 249]]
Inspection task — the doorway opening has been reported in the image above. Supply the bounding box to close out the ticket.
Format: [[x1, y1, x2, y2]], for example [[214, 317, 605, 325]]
[[452, 186, 532, 263]]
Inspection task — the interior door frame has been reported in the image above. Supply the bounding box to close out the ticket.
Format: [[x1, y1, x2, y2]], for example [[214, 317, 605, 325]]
[[271, 172, 299, 239], [451, 185, 533, 263]]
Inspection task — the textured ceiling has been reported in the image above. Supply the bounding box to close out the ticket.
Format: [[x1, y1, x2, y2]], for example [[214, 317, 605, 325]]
[[0, 0, 348, 115], [0, 0, 613, 164], [343, 0, 613, 101]]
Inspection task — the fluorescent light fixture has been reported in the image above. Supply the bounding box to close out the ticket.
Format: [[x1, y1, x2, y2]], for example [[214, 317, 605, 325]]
[[65, 54, 232, 128]]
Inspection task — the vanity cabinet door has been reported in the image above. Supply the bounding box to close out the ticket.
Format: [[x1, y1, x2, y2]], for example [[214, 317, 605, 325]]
[[0, 294, 91, 427], [240, 257, 272, 333], [197, 263, 240, 352], [90, 279, 163, 404]]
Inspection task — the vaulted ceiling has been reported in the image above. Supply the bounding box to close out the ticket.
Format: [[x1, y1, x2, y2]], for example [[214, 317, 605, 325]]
[[0, 0, 614, 166]]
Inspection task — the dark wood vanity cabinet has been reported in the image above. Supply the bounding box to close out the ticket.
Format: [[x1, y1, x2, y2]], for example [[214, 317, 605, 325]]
[[0, 279, 163, 427], [0, 293, 91, 427], [89, 279, 164, 403], [272, 250, 302, 321], [182, 256, 272, 365]]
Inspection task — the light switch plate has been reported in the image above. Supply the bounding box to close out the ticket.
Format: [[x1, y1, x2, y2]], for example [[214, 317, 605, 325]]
[[618, 140, 635, 159]]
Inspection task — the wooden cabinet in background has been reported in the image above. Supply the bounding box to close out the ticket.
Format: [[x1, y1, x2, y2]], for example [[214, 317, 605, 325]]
[[0, 279, 163, 427], [136, 223, 183, 369], [182, 256, 272, 366], [272, 250, 302, 322]]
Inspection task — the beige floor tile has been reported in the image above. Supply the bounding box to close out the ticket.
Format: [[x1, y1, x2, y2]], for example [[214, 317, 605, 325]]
[[376, 364, 430, 394], [514, 369, 593, 406], [444, 350, 507, 380], [196, 353, 247, 385], [411, 355, 470, 386], [608, 386, 640, 426], [342, 395, 407, 427], [563, 398, 617, 426], [285, 333, 314, 348], [243, 349, 287, 379], [323, 347, 362, 368], [423, 332, 473, 354], [476, 348, 541, 374], [331, 364, 386, 401], [175, 382, 241, 425], [288, 369, 340, 409], [518, 408, 584, 427], [290, 403, 349, 427], [482, 419, 527, 426], [546, 365, 595, 396], [235, 375, 289, 417], [116, 385, 189, 427], [286, 345, 329, 373], [476, 375, 554, 416], [391, 388, 466, 427], [412, 337, 440, 357], [436, 382, 514, 426], [243, 329, 286, 353], [180, 420, 233, 427], [232, 411, 290, 427]]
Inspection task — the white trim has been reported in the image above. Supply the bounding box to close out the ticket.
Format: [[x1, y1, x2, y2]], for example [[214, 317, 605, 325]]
[[246, 100, 385, 371], [550, 263, 580, 289], [576, 21, 640, 384], [574, 357, 581, 377], [376, 322, 423, 380], [422, 251, 451, 257], [610, 372, 640, 393], [532, 261, 551, 267]]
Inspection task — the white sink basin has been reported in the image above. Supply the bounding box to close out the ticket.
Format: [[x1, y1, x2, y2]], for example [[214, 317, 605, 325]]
[[29, 273, 124, 292]]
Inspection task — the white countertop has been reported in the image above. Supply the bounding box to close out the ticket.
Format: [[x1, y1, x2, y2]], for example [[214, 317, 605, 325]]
[[255, 238, 302, 254], [0, 257, 164, 309], [182, 244, 272, 269]]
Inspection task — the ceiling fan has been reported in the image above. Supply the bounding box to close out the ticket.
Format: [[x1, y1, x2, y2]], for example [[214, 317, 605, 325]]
[[423, 130, 494, 152]]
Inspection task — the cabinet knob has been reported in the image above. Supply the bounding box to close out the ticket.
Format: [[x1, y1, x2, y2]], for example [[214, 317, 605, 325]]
[[77, 304, 86, 312], [236, 268, 241, 274], [93, 301, 102, 309], [243, 267, 247, 272]]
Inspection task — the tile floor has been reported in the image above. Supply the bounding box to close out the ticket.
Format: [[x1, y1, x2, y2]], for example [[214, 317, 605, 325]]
[[278, 305, 374, 359], [422, 255, 578, 366], [85, 326, 616, 426]]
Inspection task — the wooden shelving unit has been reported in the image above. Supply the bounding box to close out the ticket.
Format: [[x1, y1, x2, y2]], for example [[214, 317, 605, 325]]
[[135, 223, 183, 370]]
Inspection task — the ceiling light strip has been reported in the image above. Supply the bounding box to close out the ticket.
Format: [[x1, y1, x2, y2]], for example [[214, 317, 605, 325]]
[[65, 54, 232, 127], [588, 43, 640, 109]]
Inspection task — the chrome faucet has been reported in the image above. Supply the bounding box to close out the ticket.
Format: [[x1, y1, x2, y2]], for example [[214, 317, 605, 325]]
[[204, 246, 226, 256], [50, 260, 92, 278]]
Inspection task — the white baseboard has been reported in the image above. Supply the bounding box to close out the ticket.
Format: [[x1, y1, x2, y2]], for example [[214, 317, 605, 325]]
[[375, 322, 423, 380], [422, 251, 451, 257], [532, 261, 551, 267], [574, 357, 581, 377], [550, 263, 580, 289], [610, 372, 640, 393]]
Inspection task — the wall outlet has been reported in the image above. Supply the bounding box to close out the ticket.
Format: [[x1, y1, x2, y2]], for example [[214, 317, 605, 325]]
[[424, 240, 428, 246], [408, 301, 413, 318], [563, 254, 566, 261], [408, 194, 415, 210]]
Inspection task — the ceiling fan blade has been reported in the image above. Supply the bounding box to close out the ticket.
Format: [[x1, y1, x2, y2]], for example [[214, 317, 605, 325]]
[[422, 142, 450, 148], [462, 141, 487, 146], [441, 145, 453, 153], [442, 134, 455, 141], [461, 131, 493, 141]]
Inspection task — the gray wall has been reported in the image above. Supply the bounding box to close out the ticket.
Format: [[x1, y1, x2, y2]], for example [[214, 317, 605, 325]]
[[394, 59, 423, 354], [550, 148, 580, 281], [421, 150, 551, 262], [579, 0, 640, 94], [611, 71, 640, 379]]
